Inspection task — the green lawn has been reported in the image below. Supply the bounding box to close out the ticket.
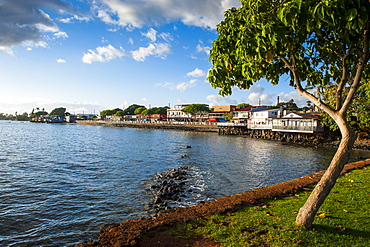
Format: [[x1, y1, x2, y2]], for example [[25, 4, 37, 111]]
[[175, 168, 370, 247]]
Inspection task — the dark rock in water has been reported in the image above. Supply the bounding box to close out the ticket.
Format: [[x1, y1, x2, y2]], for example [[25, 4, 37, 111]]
[[186, 146, 192, 148], [146, 166, 191, 216]]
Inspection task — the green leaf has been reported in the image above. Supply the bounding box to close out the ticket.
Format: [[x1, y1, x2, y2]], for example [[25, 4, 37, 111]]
[[346, 8, 358, 22], [277, 7, 285, 22]]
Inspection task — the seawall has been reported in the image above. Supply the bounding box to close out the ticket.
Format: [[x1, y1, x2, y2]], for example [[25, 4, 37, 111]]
[[74, 121, 219, 132]]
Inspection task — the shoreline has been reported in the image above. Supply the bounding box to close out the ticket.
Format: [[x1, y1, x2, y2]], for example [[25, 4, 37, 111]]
[[75, 159, 370, 246], [72, 120, 219, 132]]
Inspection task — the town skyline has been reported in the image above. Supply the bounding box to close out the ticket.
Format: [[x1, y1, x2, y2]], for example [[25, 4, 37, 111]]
[[0, 0, 308, 115]]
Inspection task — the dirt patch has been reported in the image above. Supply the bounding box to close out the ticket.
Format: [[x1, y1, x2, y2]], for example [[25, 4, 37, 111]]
[[75, 159, 370, 247]]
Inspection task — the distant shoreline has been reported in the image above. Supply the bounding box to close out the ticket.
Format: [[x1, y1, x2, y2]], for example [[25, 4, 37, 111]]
[[71, 120, 219, 132]]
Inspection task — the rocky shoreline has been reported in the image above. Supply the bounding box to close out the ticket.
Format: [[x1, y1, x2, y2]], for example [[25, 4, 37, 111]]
[[75, 159, 370, 247]]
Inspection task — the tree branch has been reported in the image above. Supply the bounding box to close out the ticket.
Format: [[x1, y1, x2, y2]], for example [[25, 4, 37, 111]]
[[340, 21, 370, 115], [335, 44, 353, 111], [276, 54, 336, 118]]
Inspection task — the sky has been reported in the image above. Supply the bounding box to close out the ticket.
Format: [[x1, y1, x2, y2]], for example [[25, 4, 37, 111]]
[[0, 0, 309, 115]]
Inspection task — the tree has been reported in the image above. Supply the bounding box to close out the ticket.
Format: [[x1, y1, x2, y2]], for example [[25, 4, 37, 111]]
[[181, 104, 211, 121], [134, 106, 146, 115], [141, 108, 155, 116], [123, 104, 144, 115], [34, 110, 48, 117], [141, 106, 169, 116], [100, 109, 115, 116], [207, 0, 370, 228], [16, 112, 30, 121], [100, 108, 122, 116], [50, 107, 66, 117], [320, 81, 370, 132], [271, 99, 300, 111], [236, 103, 252, 109], [115, 111, 124, 117]]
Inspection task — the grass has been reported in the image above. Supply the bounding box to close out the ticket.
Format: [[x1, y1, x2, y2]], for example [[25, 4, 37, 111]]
[[172, 168, 370, 247]]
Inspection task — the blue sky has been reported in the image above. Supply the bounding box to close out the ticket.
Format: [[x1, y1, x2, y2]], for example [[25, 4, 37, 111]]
[[0, 0, 308, 115]]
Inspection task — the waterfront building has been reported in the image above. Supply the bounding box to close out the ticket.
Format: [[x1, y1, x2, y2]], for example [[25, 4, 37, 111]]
[[232, 106, 268, 123], [208, 105, 236, 122], [167, 104, 207, 122], [272, 112, 324, 133], [248, 109, 283, 129], [149, 114, 167, 122]]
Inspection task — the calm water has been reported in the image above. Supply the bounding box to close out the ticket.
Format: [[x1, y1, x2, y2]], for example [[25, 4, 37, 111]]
[[1, 121, 369, 246]]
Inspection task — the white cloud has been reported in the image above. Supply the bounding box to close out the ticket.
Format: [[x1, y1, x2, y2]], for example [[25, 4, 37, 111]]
[[0, 46, 14, 56], [131, 43, 171, 62], [176, 79, 197, 92], [54, 31, 69, 39], [57, 58, 66, 63], [277, 91, 308, 107], [142, 28, 157, 42], [186, 68, 206, 78], [0, 0, 75, 51], [82, 44, 126, 64], [206, 95, 237, 104], [241, 84, 309, 106], [58, 15, 91, 23], [0, 97, 106, 115], [142, 97, 148, 102], [156, 79, 197, 92], [159, 32, 173, 43], [121, 101, 130, 109], [196, 43, 211, 54], [96, 0, 242, 29], [243, 85, 275, 106]]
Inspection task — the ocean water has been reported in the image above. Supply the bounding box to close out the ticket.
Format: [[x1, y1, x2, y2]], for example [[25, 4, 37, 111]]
[[1, 120, 369, 246]]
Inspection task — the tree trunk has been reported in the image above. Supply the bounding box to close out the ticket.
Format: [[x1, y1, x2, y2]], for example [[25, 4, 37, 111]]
[[295, 116, 357, 228]]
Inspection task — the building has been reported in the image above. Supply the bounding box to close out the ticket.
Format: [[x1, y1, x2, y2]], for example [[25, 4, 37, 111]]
[[150, 114, 167, 122], [248, 109, 283, 129], [109, 116, 123, 121], [208, 105, 236, 122], [272, 112, 324, 133], [232, 106, 268, 123], [167, 104, 209, 122]]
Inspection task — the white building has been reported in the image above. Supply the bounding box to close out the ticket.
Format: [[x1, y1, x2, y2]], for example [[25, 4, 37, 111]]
[[272, 112, 324, 133], [166, 104, 194, 122], [232, 106, 267, 123], [248, 109, 282, 129]]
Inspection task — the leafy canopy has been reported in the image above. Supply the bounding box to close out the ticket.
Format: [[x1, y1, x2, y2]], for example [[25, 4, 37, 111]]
[[208, 0, 370, 116], [236, 103, 252, 109], [50, 107, 66, 117], [100, 108, 122, 116], [141, 106, 169, 116], [181, 104, 211, 115], [123, 104, 144, 115]]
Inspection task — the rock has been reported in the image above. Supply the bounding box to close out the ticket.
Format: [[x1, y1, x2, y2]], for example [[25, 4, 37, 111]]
[[100, 223, 120, 234], [146, 166, 191, 215]]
